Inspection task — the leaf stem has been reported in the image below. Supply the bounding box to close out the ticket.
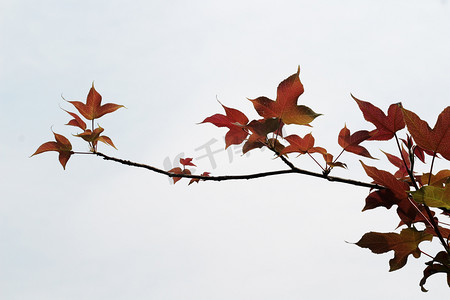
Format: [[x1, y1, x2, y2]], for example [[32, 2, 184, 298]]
[[420, 250, 434, 259], [333, 149, 345, 165], [307, 152, 325, 171], [428, 153, 437, 185]]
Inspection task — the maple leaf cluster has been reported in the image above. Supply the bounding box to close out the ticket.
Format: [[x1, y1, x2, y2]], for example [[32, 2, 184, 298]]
[[199, 67, 450, 291], [33, 67, 450, 291], [168, 158, 210, 185], [32, 83, 123, 169]]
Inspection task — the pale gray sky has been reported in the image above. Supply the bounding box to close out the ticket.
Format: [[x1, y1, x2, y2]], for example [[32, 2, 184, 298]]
[[1, 0, 449, 299]]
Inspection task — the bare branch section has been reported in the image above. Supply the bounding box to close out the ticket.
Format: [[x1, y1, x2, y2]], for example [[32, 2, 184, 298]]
[[94, 152, 384, 190]]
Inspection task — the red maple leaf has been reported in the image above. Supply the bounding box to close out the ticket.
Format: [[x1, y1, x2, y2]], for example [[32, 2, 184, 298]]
[[67, 83, 124, 120], [381, 147, 410, 179], [168, 158, 197, 184], [360, 161, 410, 200], [201, 103, 249, 148], [280, 133, 326, 156], [352, 95, 405, 140], [31, 132, 73, 169], [249, 66, 321, 125], [402, 106, 450, 160], [338, 125, 374, 159], [180, 158, 196, 167]]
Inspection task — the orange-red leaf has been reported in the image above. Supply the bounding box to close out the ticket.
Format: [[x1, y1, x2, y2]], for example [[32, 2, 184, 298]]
[[31, 132, 73, 169], [355, 228, 433, 271], [338, 125, 374, 158], [360, 161, 409, 200], [280, 133, 315, 155], [64, 110, 86, 130], [402, 106, 450, 160], [74, 126, 116, 151], [98, 135, 117, 149], [352, 95, 405, 140], [249, 66, 321, 125], [75, 127, 104, 143], [67, 83, 124, 120], [381, 147, 410, 179], [201, 103, 249, 148]]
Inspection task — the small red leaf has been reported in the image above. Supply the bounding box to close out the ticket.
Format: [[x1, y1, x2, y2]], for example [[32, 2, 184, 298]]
[[280, 133, 315, 155], [180, 158, 196, 167], [168, 167, 192, 184], [338, 125, 374, 158], [189, 172, 211, 185]]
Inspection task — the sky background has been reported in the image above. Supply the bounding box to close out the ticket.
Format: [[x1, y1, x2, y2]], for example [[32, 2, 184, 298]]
[[1, 0, 449, 299]]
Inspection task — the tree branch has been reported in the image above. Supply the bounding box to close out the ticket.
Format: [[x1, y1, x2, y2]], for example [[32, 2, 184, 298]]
[[93, 152, 384, 189]]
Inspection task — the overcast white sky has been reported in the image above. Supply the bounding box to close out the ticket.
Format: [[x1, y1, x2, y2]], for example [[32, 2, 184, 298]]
[[1, 0, 449, 299]]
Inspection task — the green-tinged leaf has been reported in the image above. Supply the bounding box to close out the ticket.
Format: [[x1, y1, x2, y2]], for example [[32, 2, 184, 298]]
[[410, 185, 450, 209], [355, 228, 433, 271]]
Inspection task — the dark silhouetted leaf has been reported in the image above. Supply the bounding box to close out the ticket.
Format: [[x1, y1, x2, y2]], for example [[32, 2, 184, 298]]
[[355, 228, 433, 271]]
